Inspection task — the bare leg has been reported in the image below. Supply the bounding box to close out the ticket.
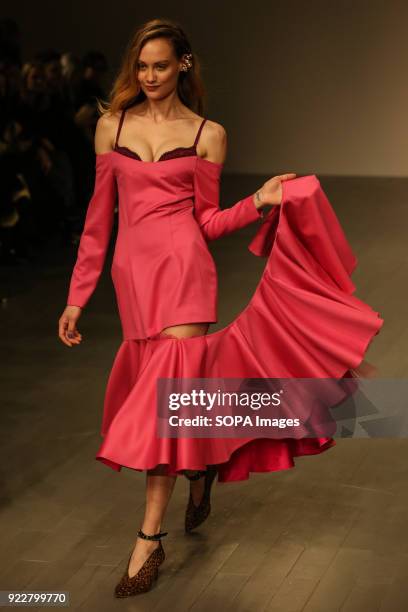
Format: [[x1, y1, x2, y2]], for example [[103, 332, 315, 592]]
[[128, 323, 211, 577], [160, 323, 211, 506], [128, 466, 176, 578], [159, 322, 210, 338]]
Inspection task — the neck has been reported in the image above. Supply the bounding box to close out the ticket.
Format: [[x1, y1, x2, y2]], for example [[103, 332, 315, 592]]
[[135, 91, 187, 122]]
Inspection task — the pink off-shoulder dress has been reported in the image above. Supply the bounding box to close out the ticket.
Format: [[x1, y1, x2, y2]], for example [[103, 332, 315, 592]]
[[66, 111, 383, 482]]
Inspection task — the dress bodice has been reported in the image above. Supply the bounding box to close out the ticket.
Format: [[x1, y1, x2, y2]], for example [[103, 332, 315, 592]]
[[66, 114, 264, 339]]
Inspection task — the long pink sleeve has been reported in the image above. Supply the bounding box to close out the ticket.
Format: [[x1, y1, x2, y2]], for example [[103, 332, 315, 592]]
[[67, 154, 117, 308], [193, 156, 263, 241]]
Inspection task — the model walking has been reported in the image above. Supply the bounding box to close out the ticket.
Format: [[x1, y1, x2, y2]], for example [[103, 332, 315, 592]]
[[58, 18, 383, 598]]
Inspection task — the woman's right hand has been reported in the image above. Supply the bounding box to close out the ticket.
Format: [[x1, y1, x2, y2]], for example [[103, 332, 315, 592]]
[[59, 305, 83, 347]]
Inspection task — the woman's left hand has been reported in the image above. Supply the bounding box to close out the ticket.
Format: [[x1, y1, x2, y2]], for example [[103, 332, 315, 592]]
[[255, 173, 297, 208]]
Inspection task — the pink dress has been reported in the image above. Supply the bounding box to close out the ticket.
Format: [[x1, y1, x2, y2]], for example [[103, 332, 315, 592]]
[[66, 111, 384, 482]]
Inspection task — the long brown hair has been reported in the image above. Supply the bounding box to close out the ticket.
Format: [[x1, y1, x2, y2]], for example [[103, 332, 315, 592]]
[[97, 18, 207, 117]]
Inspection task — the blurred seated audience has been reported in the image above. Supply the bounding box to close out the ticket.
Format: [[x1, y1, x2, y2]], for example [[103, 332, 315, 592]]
[[0, 21, 110, 267]]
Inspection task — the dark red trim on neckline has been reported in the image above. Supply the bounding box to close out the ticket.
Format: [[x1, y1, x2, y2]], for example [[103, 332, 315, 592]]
[[114, 113, 207, 163], [114, 144, 197, 163]]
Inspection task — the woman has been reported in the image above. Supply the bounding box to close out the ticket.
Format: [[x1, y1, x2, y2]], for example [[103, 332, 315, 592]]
[[58, 18, 383, 598]]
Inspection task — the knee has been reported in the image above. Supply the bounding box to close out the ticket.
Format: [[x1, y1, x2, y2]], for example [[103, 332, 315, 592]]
[[147, 464, 169, 476]]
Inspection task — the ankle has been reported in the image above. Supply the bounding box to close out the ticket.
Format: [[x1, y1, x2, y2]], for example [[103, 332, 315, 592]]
[[137, 527, 168, 542], [139, 526, 163, 538]]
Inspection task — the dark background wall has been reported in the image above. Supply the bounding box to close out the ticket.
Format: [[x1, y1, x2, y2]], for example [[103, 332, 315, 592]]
[[4, 0, 406, 176]]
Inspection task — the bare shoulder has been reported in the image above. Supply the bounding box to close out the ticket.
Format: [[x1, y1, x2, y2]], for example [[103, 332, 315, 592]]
[[199, 119, 227, 164], [94, 111, 121, 154]]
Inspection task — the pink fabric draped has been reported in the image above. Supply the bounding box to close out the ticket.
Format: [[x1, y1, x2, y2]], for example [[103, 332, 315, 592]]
[[95, 174, 383, 482]]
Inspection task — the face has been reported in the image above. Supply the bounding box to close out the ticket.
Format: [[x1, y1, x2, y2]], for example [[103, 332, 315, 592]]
[[60, 54, 72, 75], [44, 60, 62, 86], [26, 66, 45, 93], [84, 60, 106, 83], [137, 37, 185, 98]]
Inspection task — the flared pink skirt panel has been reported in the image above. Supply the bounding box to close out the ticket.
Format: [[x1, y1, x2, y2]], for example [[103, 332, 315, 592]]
[[95, 175, 384, 482]]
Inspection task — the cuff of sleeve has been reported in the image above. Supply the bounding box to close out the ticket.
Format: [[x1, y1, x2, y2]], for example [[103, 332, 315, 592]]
[[241, 193, 264, 222], [67, 290, 86, 309]]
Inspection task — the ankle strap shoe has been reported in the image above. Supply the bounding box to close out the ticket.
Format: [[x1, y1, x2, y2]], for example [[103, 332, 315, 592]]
[[114, 529, 168, 598], [137, 528, 168, 541]]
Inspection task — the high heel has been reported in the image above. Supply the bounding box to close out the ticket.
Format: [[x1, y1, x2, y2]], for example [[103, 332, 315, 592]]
[[114, 528, 168, 598], [184, 466, 217, 533]]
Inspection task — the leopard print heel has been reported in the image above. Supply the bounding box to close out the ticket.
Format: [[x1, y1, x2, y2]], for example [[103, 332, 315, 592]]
[[114, 529, 168, 598], [184, 466, 218, 533]]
